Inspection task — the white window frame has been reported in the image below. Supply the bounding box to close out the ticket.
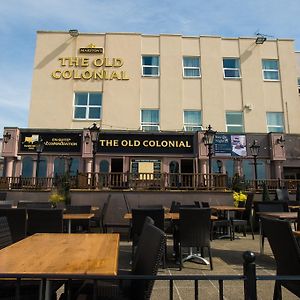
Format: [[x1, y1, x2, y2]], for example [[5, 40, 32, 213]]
[[183, 110, 202, 131], [223, 58, 241, 79], [225, 112, 244, 133], [182, 57, 201, 78], [140, 109, 160, 131], [266, 112, 284, 133], [73, 92, 102, 120], [141, 55, 160, 77], [262, 59, 280, 81]]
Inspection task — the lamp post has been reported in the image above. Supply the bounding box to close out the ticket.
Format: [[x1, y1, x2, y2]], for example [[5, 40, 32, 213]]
[[216, 160, 223, 173], [250, 140, 260, 190], [3, 132, 11, 143], [35, 138, 44, 187], [88, 123, 100, 187], [203, 125, 217, 174]]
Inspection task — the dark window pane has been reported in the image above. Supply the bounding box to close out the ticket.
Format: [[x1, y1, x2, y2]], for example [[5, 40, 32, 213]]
[[75, 93, 88, 105], [89, 107, 101, 119], [74, 107, 86, 119], [89, 93, 102, 105]]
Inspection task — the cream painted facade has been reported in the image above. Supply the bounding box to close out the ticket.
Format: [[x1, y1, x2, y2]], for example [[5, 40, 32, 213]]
[[29, 31, 300, 134]]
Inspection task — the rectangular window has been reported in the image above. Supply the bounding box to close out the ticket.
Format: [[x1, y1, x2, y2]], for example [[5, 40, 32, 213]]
[[298, 78, 300, 94], [223, 58, 241, 78], [226, 112, 244, 133], [267, 112, 284, 133], [142, 56, 159, 77], [183, 57, 201, 78], [184, 111, 202, 131], [141, 109, 159, 131], [74, 92, 102, 120], [262, 59, 279, 80]]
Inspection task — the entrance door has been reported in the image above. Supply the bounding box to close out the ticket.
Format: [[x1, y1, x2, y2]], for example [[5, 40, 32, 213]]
[[111, 158, 123, 172], [111, 158, 124, 188], [181, 159, 194, 188]]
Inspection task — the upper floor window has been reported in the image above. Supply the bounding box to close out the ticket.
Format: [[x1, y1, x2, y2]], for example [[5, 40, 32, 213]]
[[298, 78, 300, 94], [74, 92, 102, 120], [267, 112, 284, 133], [226, 112, 244, 133], [262, 59, 280, 81], [184, 111, 202, 131], [183, 57, 201, 78], [223, 58, 241, 78], [141, 109, 160, 131], [142, 56, 159, 77]]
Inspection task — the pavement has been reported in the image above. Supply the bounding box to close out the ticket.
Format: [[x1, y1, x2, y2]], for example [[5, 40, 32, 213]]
[[117, 232, 299, 300]]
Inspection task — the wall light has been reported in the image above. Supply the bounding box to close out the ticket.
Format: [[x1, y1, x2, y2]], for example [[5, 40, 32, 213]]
[[276, 135, 285, 147], [69, 29, 79, 37], [3, 132, 11, 143], [255, 34, 267, 44]]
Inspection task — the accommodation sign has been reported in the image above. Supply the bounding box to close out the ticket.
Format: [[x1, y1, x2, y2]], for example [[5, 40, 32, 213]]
[[19, 132, 82, 153], [214, 134, 247, 157], [96, 133, 196, 154]]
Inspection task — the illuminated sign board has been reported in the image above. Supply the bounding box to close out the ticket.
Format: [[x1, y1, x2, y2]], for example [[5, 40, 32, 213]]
[[214, 134, 247, 157], [96, 132, 196, 155], [19, 132, 82, 153]]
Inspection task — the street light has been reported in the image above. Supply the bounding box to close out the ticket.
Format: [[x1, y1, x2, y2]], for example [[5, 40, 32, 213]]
[[203, 125, 217, 174], [216, 160, 223, 173], [250, 140, 260, 190], [34, 138, 44, 187], [88, 123, 100, 187]]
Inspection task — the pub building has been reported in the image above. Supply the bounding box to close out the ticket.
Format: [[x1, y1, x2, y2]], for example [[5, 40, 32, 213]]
[[2, 30, 300, 186]]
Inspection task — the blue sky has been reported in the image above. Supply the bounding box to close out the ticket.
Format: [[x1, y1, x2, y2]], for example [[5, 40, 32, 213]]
[[0, 0, 300, 136]]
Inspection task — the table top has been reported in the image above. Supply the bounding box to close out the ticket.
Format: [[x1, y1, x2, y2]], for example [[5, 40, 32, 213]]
[[210, 205, 246, 212], [124, 212, 218, 221], [257, 212, 297, 219], [63, 213, 95, 220], [293, 231, 300, 237], [0, 233, 119, 276]]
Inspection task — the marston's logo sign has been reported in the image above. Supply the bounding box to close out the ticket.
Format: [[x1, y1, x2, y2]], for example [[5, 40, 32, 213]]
[[79, 43, 103, 54]]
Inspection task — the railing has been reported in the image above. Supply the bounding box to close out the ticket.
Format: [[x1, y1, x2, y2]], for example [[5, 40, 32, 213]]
[[3, 251, 300, 300], [1, 173, 300, 192]]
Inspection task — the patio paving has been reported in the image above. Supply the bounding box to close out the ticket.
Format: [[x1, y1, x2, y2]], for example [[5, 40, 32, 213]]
[[117, 233, 298, 300]]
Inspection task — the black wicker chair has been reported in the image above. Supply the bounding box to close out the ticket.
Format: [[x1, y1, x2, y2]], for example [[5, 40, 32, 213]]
[[0, 208, 27, 243], [65, 205, 92, 232], [231, 193, 255, 240], [131, 208, 165, 267], [0, 216, 13, 249], [178, 208, 213, 270], [65, 218, 165, 300], [261, 217, 300, 299], [27, 209, 63, 235]]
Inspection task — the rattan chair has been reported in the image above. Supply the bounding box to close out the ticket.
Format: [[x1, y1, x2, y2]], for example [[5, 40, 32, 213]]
[[261, 217, 300, 299], [0, 208, 27, 243], [27, 209, 63, 235], [0, 216, 13, 249], [178, 208, 213, 270]]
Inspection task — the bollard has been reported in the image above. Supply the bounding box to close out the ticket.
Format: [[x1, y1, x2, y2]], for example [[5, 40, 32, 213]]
[[243, 251, 257, 300]]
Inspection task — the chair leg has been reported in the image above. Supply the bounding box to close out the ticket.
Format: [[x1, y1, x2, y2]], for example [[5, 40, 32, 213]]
[[207, 247, 213, 270], [179, 245, 182, 271], [273, 281, 282, 300]]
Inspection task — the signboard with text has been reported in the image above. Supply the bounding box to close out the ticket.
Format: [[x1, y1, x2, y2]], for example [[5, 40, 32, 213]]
[[214, 134, 247, 157], [96, 132, 196, 155], [19, 132, 82, 153]]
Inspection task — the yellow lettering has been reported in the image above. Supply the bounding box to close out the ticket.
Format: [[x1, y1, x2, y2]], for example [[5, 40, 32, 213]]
[[51, 70, 61, 79], [114, 58, 123, 67], [81, 58, 89, 67], [121, 71, 129, 80], [69, 57, 79, 67], [58, 58, 67, 66], [110, 71, 120, 80], [62, 70, 72, 79], [93, 58, 104, 67], [82, 70, 92, 80], [104, 57, 113, 67], [73, 70, 81, 79]]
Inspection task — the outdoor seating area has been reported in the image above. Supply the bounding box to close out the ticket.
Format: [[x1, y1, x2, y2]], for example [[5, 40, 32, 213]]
[[1, 192, 300, 299]]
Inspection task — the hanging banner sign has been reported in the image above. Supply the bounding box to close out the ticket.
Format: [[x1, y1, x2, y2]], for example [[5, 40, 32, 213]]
[[214, 134, 247, 157], [19, 132, 82, 153], [96, 132, 196, 154]]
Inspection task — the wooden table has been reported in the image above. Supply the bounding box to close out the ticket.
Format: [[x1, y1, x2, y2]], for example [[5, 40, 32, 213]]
[[0, 233, 119, 299], [63, 213, 95, 233], [124, 212, 217, 221], [210, 205, 245, 239], [293, 230, 300, 237]]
